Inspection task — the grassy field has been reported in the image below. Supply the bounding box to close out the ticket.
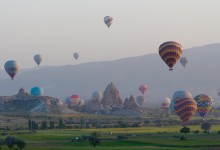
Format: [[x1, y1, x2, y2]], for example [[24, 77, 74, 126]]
[[0, 125, 220, 150]]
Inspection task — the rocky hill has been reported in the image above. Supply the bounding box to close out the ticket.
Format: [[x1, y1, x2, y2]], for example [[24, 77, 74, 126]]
[[83, 83, 145, 116], [0, 88, 74, 114], [102, 82, 123, 109]]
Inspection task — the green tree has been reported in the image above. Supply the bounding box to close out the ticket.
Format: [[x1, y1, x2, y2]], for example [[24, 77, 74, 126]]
[[58, 118, 65, 129], [28, 119, 31, 129], [88, 131, 100, 148], [16, 139, 26, 150], [180, 126, 190, 134], [0, 138, 4, 150], [80, 117, 84, 129], [49, 120, 55, 129], [5, 136, 16, 150], [201, 123, 212, 133], [41, 120, 48, 129]]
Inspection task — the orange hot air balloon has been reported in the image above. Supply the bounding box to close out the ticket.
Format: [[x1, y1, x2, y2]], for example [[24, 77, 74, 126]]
[[159, 41, 182, 70]]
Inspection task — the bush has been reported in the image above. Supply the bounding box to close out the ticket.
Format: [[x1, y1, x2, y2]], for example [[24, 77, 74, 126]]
[[201, 123, 212, 133], [173, 135, 180, 138], [194, 130, 199, 134], [217, 131, 220, 135], [180, 136, 186, 140], [81, 135, 90, 140], [116, 134, 126, 140], [180, 127, 190, 134]]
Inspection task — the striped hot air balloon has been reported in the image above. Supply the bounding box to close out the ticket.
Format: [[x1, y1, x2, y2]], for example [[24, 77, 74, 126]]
[[174, 98, 197, 124], [159, 41, 182, 70], [194, 94, 214, 119]]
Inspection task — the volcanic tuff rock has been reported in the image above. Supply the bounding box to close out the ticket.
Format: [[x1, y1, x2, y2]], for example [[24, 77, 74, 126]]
[[0, 88, 74, 114], [84, 98, 103, 113], [101, 82, 123, 109], [123, 95, 141, 111]]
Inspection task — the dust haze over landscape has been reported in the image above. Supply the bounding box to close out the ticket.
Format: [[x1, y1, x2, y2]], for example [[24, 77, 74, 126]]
[[1, 1, 220, 150], [0, 43, 220, 106]]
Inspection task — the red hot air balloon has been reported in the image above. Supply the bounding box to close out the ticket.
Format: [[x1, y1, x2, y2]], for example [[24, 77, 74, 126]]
[[70, 95, 80, 106], [139, 84, 148, 95]]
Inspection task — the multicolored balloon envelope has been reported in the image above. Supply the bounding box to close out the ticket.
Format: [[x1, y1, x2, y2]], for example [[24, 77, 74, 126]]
[[159, 41, 182, 70], [194, 94, 214, 118], [172, 90, 192, 102], [174, 98, 197, 124]]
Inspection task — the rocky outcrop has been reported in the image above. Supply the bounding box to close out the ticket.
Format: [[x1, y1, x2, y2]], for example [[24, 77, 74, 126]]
[[84, 99, 103, 113], [0, 88, 74, 114], [123, 95, 141, 110], [101, 82, 123, 109]]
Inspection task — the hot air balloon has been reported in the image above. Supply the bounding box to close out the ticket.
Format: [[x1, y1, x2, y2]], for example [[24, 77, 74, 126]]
[[139, 84, 148, 95], [169, 100, 175, 112], [217, 89, 220, 96], [174, 97, 197, 124], [164, 97, 171, 105], [78, 99, 85, 106], [92, 91, 103, 101], [180, 57, 188, 68], [172, 90, 192, 102], [159, 41, 182, 70], [30, 87, 44, 96], [34, 54, 43, 66], [161, 97, 170, 109], [4, 60, 20, 80], [73, 52, 79, 61], [136, 95, 145, 107], [70, 95, 80, 105], [194, 94, 214, 119], [104, 16, 113, 28]]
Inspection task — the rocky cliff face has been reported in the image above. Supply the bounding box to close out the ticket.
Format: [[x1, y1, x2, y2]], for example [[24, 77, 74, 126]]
[[101, 82, 123, 109], [0, 88, 73, 114]]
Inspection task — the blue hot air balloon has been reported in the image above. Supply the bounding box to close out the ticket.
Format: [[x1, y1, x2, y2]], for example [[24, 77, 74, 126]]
[[30, 87, 44, 96]]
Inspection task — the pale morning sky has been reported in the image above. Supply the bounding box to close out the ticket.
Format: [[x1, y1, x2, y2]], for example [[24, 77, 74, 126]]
[[0, 0, 220, 68]]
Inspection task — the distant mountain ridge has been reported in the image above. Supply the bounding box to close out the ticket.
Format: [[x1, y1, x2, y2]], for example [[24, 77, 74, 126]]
[[0, 43, 220, 106]]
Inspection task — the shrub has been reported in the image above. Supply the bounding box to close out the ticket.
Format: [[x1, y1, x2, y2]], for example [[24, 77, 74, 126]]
[[180, 127, 190, 134], [172, 135, 180, 138], [116, 134, 126, 140], [180, 136, 186, 140], [194, 130, 199, 134]]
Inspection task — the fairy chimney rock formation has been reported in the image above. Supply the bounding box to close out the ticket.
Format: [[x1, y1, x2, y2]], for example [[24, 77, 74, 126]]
[[123, 95, 141, 110], [101, 82, 123, 109]]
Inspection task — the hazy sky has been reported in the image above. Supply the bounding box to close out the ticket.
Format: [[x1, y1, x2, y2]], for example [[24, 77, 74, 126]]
[[0, 0, 220, 68]]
